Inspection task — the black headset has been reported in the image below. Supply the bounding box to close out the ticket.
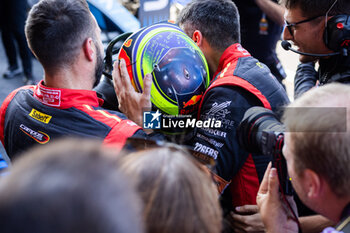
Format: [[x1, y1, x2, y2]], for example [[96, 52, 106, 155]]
[[324, 14, 350, 53], [282, 14, 350, 57]]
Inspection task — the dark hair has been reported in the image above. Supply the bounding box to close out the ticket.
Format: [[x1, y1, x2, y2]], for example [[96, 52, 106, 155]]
[[25, 0, 96, 71], [177, 0, 240, 52], [279, 0, 350, 18], [0, 139, 144, 233], [120, 146, 222, 233]]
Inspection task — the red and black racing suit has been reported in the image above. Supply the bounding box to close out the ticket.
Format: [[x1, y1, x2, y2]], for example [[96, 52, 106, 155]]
[[0, 81, 145, 159], [190, 44, 290, 208]]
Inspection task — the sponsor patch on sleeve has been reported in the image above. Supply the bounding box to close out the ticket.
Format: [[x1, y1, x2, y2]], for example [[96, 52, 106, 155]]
[[19, 124, 50, 144], [194, 142, 219, 160], [29, 109, 52, 124]]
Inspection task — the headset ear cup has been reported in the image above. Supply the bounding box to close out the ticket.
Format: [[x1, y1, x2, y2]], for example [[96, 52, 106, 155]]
[[324, 15, 350, 52]]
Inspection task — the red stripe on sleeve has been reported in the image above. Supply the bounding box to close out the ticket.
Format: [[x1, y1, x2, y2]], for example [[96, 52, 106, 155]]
[[0, 86, 33, 145]]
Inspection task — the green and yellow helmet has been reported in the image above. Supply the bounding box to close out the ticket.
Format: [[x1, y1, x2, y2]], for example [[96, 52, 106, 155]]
[[118, 22, 210, 116]]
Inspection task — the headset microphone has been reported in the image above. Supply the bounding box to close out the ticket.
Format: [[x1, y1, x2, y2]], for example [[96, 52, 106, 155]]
[[281, 40, 341, 57]]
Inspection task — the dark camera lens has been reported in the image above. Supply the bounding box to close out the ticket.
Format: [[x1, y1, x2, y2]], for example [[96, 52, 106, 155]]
[[237, 107, 293, 195], [237, 106, 284, 154]]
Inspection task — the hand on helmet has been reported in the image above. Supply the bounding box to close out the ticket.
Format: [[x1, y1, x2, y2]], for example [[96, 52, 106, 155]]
[[113, 59, 152, 128]]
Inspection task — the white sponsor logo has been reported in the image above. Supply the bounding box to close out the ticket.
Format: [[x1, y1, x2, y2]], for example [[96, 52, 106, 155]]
[[197, 133, 224, 148], [201, 128, 227, 138], [206, 101, 231, 118], [205, 101, 235, 129], [194, 142, 219, 159]]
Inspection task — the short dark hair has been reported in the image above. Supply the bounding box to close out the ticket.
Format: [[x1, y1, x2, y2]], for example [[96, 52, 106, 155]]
[[177, 0, 240, 52], [280, 0, 350, 18], [25, 0, 96, 71], [0, 139, 144, 233]]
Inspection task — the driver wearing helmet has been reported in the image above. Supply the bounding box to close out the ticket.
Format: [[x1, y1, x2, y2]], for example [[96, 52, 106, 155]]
[[117, 22, 210, 118]]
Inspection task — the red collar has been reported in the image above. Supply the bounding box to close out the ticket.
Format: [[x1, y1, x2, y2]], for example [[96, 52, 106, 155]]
[[33, 80, 104, 109], [213, 43, 251, 79]]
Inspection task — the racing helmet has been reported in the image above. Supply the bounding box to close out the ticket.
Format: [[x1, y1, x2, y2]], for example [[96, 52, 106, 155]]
[[118, 22, 210, 116]]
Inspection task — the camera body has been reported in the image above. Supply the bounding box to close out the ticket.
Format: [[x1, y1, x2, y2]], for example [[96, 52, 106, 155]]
[[237, 106, 293, 195], [260, 131, 293, 195]]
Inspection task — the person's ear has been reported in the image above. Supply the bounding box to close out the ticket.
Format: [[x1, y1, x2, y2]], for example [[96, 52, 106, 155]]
[[303, 169, 322, 198], [192, 30, 203, 47], [83, 37, 94, 62]]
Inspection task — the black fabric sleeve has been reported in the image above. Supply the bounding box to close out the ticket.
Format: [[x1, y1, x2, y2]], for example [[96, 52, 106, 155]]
[[294, 62, 318, 99], [130, 129, 165, 141], [189, 86, 262, 181]]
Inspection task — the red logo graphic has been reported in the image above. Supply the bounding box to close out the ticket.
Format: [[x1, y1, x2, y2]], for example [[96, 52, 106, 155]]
[[124, 39, 133, 48], [341, 39, 350, 47], [183, 95, 203, 109], [35, 86, 61, 107]]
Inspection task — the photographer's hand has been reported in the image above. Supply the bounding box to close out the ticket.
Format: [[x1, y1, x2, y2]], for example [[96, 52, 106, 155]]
[[256, 163, 298, 233], [230, 205, 265, 233], [294, 62, 318, 99], [113, 59, 152, 128]]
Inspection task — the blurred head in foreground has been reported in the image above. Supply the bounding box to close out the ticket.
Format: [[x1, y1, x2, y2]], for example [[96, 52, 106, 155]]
[[119, 144, 222, 233], [282, 83, 350, 222], [0, 139, 144, 233]]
